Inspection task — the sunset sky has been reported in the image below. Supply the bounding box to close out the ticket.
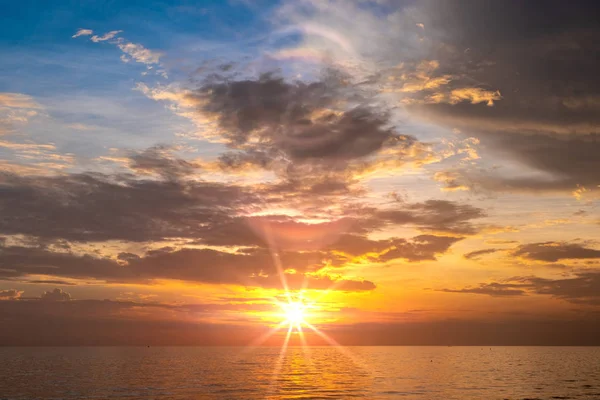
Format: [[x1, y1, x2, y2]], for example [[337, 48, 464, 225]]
[[1, 0, 599, 345]]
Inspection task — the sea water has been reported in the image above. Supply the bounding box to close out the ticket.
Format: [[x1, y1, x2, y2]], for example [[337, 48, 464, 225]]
[[1, 346, 599, 399]]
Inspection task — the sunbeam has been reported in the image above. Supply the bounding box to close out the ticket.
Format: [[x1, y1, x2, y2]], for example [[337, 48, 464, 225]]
[[305, 322, 367, 370], [268, 323, 293, 394]]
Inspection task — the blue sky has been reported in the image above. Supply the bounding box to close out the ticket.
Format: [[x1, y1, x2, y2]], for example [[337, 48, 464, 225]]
[[0, 0, 316, 163]]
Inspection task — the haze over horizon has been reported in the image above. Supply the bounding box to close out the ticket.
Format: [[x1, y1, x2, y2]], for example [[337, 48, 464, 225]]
[[1, 0, 599, 346]]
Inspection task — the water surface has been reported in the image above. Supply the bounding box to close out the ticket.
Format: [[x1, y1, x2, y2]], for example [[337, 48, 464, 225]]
[[1, 346, 599, 399]]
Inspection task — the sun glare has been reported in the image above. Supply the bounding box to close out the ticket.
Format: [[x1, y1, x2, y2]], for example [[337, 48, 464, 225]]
[[282, 301, 307, 325]]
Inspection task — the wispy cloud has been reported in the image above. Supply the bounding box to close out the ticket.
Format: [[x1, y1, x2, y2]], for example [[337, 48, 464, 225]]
[[0, 92, 43, 135], [71, 28, 93, 38], [91, 30, 122, 43], [117, 42, 162, 65], [72, 29, 164, 75]]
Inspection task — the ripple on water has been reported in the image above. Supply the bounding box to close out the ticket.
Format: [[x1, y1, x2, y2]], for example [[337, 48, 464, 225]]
[[1, 347, 600, 400]]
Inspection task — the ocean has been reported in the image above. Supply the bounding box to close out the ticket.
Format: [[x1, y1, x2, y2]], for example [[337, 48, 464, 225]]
[[1, 346, 599, 399]]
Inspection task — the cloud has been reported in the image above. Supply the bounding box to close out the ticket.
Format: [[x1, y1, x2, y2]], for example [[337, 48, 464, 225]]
[[71, 29, 93, 38], [179, 70, 434, 197], [197, 208, 472, 262], [0, 171, 252, 242], [388, 60, 452, 94], [390, 1, 600, 196], [0, 158, 484, 280], [0, 244, 122, 281], [321, 233, 460, 263], [433, 171, 469, 192], [485, 239, 518, 245], [0, 140, 55, 151], [464, 248, 499, 260], [433, 133, 600, 196], [0, 93, 42, 109], [0, 140, 74, 170], [281, 1, 591, 196], [76, 29, 164, 73], [128, 247, 371, 290], [134, 83, 224, 142], [522, 273, 600, 306], [27, 280, 76, 286], [0, 289, 23, 300], [0, 92, 43, 135], [440, 272, 600, 306], [40, 288, 71, 301], [425, 88, 502, 107], [379, 235, 462, 262], [385, 61, 502, 107], [373, 199, 486, 235], [439, 283, 526, 297], [0, 241, 374, 291], [91, 30, 122, 43], [117, 42, 163, 64], [127, 145, 200, 180], [193, 72, 415, 166], [513, 241, 600, 262]]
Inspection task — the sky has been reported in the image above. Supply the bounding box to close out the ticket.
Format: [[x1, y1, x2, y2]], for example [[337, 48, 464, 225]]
[[0, 0, 599, 345]]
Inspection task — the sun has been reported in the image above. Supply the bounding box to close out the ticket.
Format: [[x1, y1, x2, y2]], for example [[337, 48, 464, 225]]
[[276, 298, 312, 328], [282, 301, 306, 325]]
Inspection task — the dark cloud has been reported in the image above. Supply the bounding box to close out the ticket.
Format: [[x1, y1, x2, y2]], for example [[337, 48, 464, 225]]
[[373, 199, 486, 235], [194, 72, 411, 163], [0, 244, 125, 280], [439, 282, 526, 297], [379, 235, 461, 262], [434, 133, 600, 194], [258, 171, 366, 201], [40, 288, 71, 301], [198, 212, 468, 263], [418, 0, 600, 115], [0, 171, 252, 242], [441, 272, 600, 306], [189, 71, 428, 199], [132, 246, 376, 290], [464, 248, 499, 260], [513, 241, 600, 262], [0, 164, 484, 269], [0, 162, 485, 250], [327, 234, 461, 262], [128, 145, 199, 180], [0, 242, 374, 291], [405, 0, 600, 195], [0, 163, 484, 292], [522, 273, 600, 306]]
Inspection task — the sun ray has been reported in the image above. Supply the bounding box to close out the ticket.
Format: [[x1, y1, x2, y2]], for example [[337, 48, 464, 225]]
[[305, 322, 367, 370], [260, 221, 292, 303], [296, 322, 313, 366], [242, 215, 370, 391], [268, 323, 293, 394], [242, 320, 288, 354]]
